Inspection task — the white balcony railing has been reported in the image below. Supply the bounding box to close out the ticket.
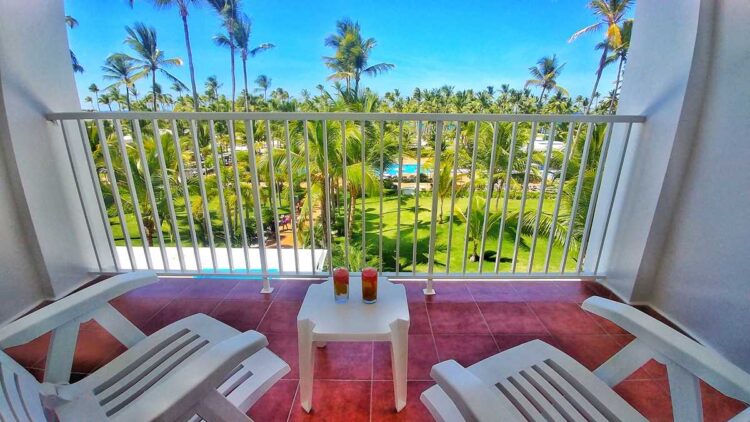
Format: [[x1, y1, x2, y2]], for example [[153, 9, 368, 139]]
[[48, 112, 643, 291]]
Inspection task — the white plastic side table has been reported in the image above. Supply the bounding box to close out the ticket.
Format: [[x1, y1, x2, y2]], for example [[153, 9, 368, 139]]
[[297, 277, 410, 412]]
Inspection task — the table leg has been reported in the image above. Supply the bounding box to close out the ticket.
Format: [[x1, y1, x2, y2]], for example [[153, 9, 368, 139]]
[[389, 318, 409, 412], [298, 319, 316, 412]]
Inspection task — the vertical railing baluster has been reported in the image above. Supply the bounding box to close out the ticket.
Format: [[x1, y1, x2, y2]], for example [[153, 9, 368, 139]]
[[527, 123, 556, 273], [189, 119, 218, 271], [478, 122, 499, 273], [594, 123, 634, 275], [228, 120, 251, 272], [511, 122, 538, 273], [426, 120, 443, 293], [302, 120, 316, 274], [461, 122, 481, 274], [378, 120, 385, 272], [495, 121, 519, 273], [151, 118, 184, 271], [170, 119, 202, 272], [114, 119, 153, 270], [60, 121, 102, 272], [395, 121, 404, 275], [284, 120, 300, 273], [264, 120, 283, 273], [412, 121, 422, 275], [361, 120, 367, 269], [77, 120, 119, 271], [341, 120, 349, 268], [544, 123, 575, 273], [577, 123, 615, 273], [132, 120, 169, 270], [445, 121, 461, 274], [560, 123, 594, 273], [208, 120, 234, 272], [246, 120, 272, 292], [96, 119, 135, 269], [322, 120, 333, 273]]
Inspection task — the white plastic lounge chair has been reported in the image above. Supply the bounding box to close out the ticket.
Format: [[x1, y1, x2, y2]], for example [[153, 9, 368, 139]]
[[421, 296, 750, 422], [0, 271, 290, 421]]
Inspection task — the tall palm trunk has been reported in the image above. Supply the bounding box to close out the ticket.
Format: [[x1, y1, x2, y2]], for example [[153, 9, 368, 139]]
[[125, 87, 132, 111], [609, 56, 625, 114], [230, 45, 236, 111], [242, 56, 249, 110], [151, 71, 158, 111], [586, 47, 608, 114], [180, 11, 200, 111], [571, 46, 609, 157], [93, 92, 100, 111], [537, 87, 547, 107]]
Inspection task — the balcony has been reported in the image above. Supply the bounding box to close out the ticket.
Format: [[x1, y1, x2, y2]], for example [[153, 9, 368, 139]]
[[48, 111, 643, 291], [1, 0, 749, 420], [5, 277, 745, 420]]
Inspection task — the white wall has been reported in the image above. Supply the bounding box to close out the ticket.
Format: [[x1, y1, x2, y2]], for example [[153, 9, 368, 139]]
[[0, 0, 110, 322], [645, 0, 750, 371], [0, 78, 48, 320], [601, 0, 750, 370], [597, 0, 713, 299]]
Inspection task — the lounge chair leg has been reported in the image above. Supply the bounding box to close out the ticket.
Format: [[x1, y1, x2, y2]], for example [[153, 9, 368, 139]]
[[298, 319, 316, 412], [196, 390, 253, 422]]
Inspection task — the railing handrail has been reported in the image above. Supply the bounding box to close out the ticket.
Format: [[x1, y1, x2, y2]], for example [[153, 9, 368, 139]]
[[54, 111, 643, 290], [47, 111, 646, 123]]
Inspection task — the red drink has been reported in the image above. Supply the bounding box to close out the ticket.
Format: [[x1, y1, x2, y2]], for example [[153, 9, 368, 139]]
[[361, 267, 378, 304], [333, 267, 349, 303]]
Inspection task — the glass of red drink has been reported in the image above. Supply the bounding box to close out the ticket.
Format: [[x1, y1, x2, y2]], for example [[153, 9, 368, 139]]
[[361, 267, 378, 304], [333, 267, 349, 303]]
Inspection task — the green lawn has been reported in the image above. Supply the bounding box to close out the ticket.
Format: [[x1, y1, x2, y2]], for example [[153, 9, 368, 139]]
[[109, 190, 579, 273], [348, 193, 578, 273]]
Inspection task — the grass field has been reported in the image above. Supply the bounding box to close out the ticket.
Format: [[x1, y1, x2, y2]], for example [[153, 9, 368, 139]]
[[109, 190, 580, 274]]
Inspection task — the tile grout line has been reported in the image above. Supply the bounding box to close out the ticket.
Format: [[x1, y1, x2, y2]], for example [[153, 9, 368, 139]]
[[286, 381, 300, 422], [469, 283, 502, 352], [421, 295, 441, 363]]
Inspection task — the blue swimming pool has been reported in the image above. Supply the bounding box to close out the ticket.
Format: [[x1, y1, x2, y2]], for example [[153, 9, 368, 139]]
[[382, 163, 431, 177]]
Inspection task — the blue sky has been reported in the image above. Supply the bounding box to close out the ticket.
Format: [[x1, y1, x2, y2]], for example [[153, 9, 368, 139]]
[[65, 0, 633, 104]]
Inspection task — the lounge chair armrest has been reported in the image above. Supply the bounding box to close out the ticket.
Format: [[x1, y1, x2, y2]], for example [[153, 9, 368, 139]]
[[0, 271, 157, 348], [113, 330, 269, 421], [582, 297, 750, 404], [431, 360, 525, 422]]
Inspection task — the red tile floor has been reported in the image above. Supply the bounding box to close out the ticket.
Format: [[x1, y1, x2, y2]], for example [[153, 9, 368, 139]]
[[5, 278, 746, 421]]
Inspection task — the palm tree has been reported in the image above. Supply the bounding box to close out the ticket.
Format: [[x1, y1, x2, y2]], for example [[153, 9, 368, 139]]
[[323, 18, 394, 93], [525, 55, 568, 106], [208, 0, 242, 111], [255, 74, 271, 100], [455, 197, 502, 262], [65, 16, 84, 73], [70, 51, 84, 74], [171, 81, 185, 97], [150, 0, 201, 111], [106, 87, 123, 110], [84, 96, 95, 110], [231, 15, 275, 110], [98, 93, 114, 111], [569, 0, 633, 115], [204, 75, 222, 106], [605, 19, 633, 112], [122, 22, 187, 112], [88, 84, 101, 111], [102, 54, 137, 110]]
